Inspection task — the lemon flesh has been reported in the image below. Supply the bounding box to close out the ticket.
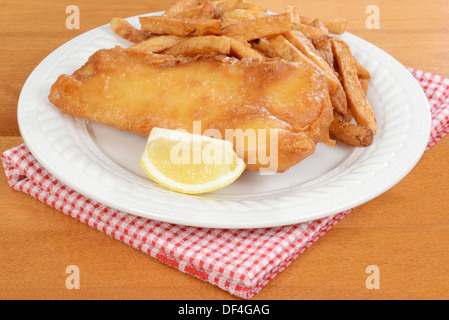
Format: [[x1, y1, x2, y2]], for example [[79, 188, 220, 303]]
[[140, 128, 246, 194]]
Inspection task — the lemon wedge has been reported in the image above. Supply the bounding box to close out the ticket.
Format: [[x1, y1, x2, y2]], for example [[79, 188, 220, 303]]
[[139, 127, 246, 194]]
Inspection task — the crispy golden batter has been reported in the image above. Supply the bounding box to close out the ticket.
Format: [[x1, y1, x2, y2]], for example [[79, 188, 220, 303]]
[[49, 46, 333, 172]]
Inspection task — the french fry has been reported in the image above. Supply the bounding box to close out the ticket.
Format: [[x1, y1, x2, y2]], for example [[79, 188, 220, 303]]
[[313, 38, 334, 67], [192, 1, 218, 19], [359, 78, 369, 95], [285, 31, 347, 115], [222, 13, 293, 41], [332, 39, 376, 134], [178, 0, 240, 18], [139, 16, 222, 36], [324, 17, 348, 34], [330, 113, 374, 147], [214, 0, 243, 17], [164, 0, 202, 17], [221, 17, 239, 28], [285, 6, 300, 23], [226, 36, 264, 58], [285, 31, 333, 78], [299, 15, 315, 25], [110, 18, 153, 43], [309, 19, 333, 66], [222, 8, 268, 20], [130, 35, 188, 52], [343, 107, 354, 122], [265, 34, 313, 64], [250, 38, 278, 58], [354, 58, 371, 79], [237, 0, 267, 11], [292, 22, 328, 41], [163, 35, 231, 56], [171, 6, 203, 18], [310, 19, 329, 33]]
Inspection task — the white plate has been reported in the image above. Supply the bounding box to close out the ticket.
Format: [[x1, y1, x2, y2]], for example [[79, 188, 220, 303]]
[[17, 12, 431, 228]]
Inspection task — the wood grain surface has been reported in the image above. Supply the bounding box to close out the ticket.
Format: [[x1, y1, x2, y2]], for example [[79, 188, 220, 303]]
[[1, 0, 449, 300]]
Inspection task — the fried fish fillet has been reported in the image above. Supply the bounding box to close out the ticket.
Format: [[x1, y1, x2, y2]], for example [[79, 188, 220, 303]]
[[49, 47, 333, 172]]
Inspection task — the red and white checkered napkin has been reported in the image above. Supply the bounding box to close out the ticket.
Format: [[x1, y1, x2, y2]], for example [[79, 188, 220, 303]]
[[2, 68, 449, 299]]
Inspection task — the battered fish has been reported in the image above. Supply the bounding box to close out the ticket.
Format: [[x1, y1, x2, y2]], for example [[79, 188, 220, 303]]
[[49, 46, 333, 172]]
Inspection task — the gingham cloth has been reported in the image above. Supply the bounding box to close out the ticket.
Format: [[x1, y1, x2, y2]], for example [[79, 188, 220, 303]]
[[2, 68, 449, 299]]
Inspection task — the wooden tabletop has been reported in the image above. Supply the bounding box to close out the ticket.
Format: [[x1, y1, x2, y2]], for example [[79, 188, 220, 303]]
[[1, 0, 449, 300]]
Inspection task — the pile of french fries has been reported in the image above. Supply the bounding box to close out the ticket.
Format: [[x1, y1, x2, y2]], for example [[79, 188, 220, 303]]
[[110, 0, 376, 147]]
